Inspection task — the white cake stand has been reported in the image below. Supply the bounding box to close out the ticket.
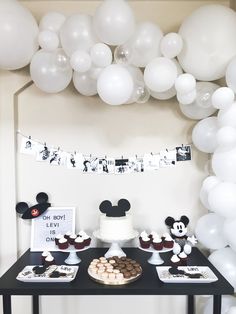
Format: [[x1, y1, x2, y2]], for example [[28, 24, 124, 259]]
[[58, 245, 91, 265], [138, 246, 173, 265], [93, 230, 138, 258]]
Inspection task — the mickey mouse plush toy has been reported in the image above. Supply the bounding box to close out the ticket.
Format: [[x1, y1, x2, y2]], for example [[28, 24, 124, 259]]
[[165, 215, 197, 255]]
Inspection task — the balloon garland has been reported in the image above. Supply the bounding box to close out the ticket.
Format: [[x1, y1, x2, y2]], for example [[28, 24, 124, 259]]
[[1, 0, 236, 309]]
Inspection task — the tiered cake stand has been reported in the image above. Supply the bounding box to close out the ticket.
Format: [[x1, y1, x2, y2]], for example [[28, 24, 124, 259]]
[[58, 245, 91, 265], [93, 230, 138, 258], [138, 246, 173, 265]]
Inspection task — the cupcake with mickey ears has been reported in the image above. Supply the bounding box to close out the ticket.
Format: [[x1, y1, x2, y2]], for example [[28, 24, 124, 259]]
[[152, 235, 163, 251], [83, 233, 91, 246], [64, 231, 72, 240], [58, 237, 69, 250], [74, 236, 85, 250], [139, 231, 148, 247], [170, 254, 181, 267], [69, 233, 77, 245], [149, 231, 158, 241], [139, 234, 151, 249], [163, 233, 174, 249], [55, 234, 63, 246]]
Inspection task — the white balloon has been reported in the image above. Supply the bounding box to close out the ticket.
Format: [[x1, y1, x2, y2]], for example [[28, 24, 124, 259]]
[[128, 22, 163, 67], [195, 213, 227, 250], [192, 117, 218, 153], [212, 147, 236, 183], [70, 51, 91, 73], [0, 0, 39, 70], [216, 127, 236, 148], [151, 87, 176, 100], [179, 82, 219, 120], [226, 57, 236, 93], [175, 73, 196, 95], [224, 219, 236, 252], [177, 89, 196, 105], [178, 5, 236, 81], [199, 176, 221, 209], [39, 12, 66, 34], [212, 87, 235, 110], [204, 295, 236, 314], [38, 31, 59, 52], [88, 66, 103, 80], [97, 64, 134, 105], [30, 49, 72, 93], [60, 14, 98, 57], [218, 102, 236, 128], [144, 57, 177, 93], [54, 48, 70, 70], [73, 71, 97, 96], [160, 32, 183, 59], [90, 43, 112, 68], [93, 0, 135, 46], [208, 182, 236, 218], [209, 248, 236, 291]]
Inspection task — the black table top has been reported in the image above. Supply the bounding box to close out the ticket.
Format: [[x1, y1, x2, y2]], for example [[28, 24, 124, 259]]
[[0, 248, 233, 296]]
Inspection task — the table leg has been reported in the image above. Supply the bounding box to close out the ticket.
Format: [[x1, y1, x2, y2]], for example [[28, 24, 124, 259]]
[[3, 295, 11, 314], [213, 295, 222, 314], [32, 295, 39, 314], [187, 295, 195, 314]]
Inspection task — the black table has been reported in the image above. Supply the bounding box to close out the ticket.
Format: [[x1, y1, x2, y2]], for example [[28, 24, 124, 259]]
[[0, 248, 233, 314]]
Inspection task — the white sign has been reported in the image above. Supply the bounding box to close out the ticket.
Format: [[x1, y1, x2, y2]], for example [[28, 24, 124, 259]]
[[31, 207, 76, 252]]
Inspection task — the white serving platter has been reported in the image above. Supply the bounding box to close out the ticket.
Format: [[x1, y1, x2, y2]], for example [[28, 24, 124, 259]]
[[156, 266, 218, 284], [16, 265, 79, 283]]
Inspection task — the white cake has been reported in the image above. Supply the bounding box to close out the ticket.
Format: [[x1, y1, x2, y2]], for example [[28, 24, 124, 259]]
[[99, 213, 135, 240]]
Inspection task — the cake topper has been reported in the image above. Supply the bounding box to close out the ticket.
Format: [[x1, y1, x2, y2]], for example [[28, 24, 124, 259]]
[[99, 199, 130, 217], [16, 192, 51, 219]]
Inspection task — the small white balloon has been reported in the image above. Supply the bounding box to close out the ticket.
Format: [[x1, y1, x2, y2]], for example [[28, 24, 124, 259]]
[[208, 182, 236, 218], [114, 44, 133, 65], [73, 71, 97, 96], [39, 12, 66, 34], [177, 89, 196, 105], [160, 32, 183, 59], [70, 51, 91, 73], [212, 87, 235, 110], [199, 176, 221, 209], [216, 126, 236, 148], [144, 57, 177, 93], [192, 117, 218, 153], [38, 31, 59, 52], [218, 102, 236, 128], [175, 73, 196, 95], [97, 64, 134, 105], [90, 43, 112, 68]]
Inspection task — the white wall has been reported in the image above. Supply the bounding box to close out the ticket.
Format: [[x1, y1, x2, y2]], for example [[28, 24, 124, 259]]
[[0, 1, 230, 313]]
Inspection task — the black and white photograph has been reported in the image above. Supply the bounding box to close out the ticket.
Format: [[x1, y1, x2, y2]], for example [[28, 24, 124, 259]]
[[20, 137, 37, 155], [159, 150, 176, 168], [67, 152, 84, 170], [143, 153, 160, 171], [96, 158, 116, 174], [36, 144, 51, 162], [83, 156, 100, 173], [133, 157, 144, 172], [176, 145, 192, 162], [114, 158, 133, 174], [49, 148, 62, 166]]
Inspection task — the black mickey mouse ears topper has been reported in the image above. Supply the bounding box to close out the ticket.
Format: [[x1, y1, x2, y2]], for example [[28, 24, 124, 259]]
[[99, 199, 131, 217], [16, 192, 51, 220]]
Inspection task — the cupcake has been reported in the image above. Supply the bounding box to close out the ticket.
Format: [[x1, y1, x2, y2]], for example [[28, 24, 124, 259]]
[[152, 236, 163, 251], [44, 254, 55, 267], [64, 231, 72, 240], [139, 235, 151, 249], [163, 234, 174, 248], [78, 230, 86, 238], [41, 251, 50, 263], [58, 237, 69, 250], [149, 231, 158, 241], [74, 236, 85, 250], [139, 231, 148, 246], [83, 233, 91, 246], [55, 234, 63, 246], [179, 252, 188, 266], [69, 234, 77, 245], [171, 254, 181, 267]]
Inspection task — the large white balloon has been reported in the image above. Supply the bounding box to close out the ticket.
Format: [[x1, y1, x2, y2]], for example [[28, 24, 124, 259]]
[[144, 57, 177, 93], [208, 182, 236, 218], [128, 22, 163, 67], [224, 219, 236, 252], [30, 49, 72, 93], [218, 102, 236, 128], [97, 64, 134, 105], [0, 0, 39, 70], [195, 213, 227, 250], [160, 33, 183, 59], [212, 147, 236, 183], [60, 14, 98, 56], [212, 87, 235, 110], [178, 5, 236, 81], [39, 12, 66, 34], [73, 71, 97, 96], [192, 117, 218, 153], [209, 248, 236, 291], [216, 126, 236, 148], [226, 57, 236, 93], [38, 31, 59, 52], [70, 51, 91, 73], [179, 82, 218, 120], [90, 43, 112, 68], [199, 176, 221, 209], [203, 296, 236, 314], [93, 0, 135, 46]]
